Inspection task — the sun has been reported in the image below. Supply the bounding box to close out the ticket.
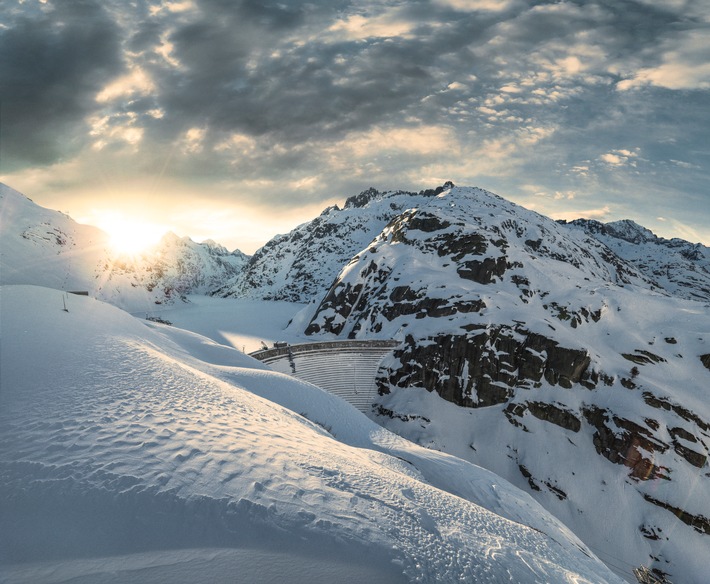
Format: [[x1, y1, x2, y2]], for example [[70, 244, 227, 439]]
[[96, 213, 167, 256]]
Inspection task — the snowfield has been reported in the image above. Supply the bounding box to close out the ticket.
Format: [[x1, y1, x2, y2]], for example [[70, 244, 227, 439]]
[[0, 285, 623, 583]]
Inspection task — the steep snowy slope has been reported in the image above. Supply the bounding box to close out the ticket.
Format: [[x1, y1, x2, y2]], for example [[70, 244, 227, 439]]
[[289, 186, 710, 583], [0, 184, 248, 311], [0, 285, 622, 583], [560, 218, 710, 303], [0, 183, 110, 291]]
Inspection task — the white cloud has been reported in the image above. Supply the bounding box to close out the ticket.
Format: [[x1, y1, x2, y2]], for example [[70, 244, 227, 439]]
[[432, 0, 518, 12], [598, 149, 639, 167], [477, 106, 499, 116], [617, 29, 710, 90], [327, 10, 418, 41], [88, 112, 144, 150], [214, 133, 258, 157], [345, 125, 458, 157], [478, 125, 554, 164], [551, 205, 611, 221], [499, 84, 523, 94], [600, 153, 624, 166], [670, 159, 697, 169], [154, 33, 182, 69], [182, 127, 206, 154], [96, 67, 155, 103], [570, 165, 590, 177], [149, 1, 195, 16]]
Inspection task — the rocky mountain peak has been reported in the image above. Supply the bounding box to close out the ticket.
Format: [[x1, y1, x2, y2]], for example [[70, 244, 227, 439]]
[[603, 219, 657, 244]]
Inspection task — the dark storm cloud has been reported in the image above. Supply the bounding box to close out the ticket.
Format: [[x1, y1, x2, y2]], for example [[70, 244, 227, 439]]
[[150, 5, 442, 141], [0, 0, 124, 169]]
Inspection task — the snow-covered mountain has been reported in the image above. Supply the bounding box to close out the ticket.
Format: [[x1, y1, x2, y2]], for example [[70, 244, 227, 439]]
[[217, 184, 457, 302], [262, 185, 709, 584], [96, 231, 249, 311], [0, 184, 248, 311], [0, 285, 622, 583], [559, 218, 710, 303]]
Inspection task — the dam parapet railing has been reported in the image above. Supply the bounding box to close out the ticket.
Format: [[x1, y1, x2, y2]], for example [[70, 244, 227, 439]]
[[250, 339, 401, 362]]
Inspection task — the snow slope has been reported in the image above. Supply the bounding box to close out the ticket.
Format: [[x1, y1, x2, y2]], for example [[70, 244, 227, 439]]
[[0, 184, 109, 292], [0, 285, 622, 583]]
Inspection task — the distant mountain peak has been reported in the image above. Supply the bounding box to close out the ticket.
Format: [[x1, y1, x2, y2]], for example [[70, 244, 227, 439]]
[[560, 216, 710, 303], [604, 219, 657, 243]]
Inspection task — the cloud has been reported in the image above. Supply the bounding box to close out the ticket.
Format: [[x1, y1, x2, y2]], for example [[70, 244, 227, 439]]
[[551, 205, 611, 222], [0, 0, 124, 168], [346, 125, 458, 157], [432, 0, 518, 12], [96, 67, 156, 104], [1, 0, 708, 249], [327, 10, 419, 41], [618, 29, 710, 90]]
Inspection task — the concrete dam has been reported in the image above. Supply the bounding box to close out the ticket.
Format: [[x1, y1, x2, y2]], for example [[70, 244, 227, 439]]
[[250, 340, 400, 413]]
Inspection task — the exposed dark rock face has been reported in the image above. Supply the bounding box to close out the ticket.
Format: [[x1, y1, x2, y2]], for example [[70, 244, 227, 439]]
[[643, 494, 710, 535], [436, 232, 488, 259], [700, 353, 710, 371], [666, 425, 708, 468], [506, 401, 582, 432], [457, 256, 507, 284], [582, 406, 673, 481], [383, 287, 486, 321], [373, 405, 431, 424], [642, 392, 710, 432], [379, 328, 593, 407], [672, 441, 707, 468], [304, 281, 365, 336], [622, 350, 666, 365]]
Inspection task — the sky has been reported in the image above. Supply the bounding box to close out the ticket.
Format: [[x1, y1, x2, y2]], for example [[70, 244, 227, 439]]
[[1, 0, 709, 254]]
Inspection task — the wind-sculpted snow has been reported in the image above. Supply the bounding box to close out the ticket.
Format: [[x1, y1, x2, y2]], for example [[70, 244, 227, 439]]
[[0, 286, 622, 583], [0, 184, 248, 312]]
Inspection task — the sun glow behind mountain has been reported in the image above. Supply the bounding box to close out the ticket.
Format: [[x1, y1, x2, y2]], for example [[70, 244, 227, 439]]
[[95, 212, 167, 255]]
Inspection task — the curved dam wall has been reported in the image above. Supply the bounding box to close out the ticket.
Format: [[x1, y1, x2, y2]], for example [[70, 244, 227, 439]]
[[251, 340, 400, 413]]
